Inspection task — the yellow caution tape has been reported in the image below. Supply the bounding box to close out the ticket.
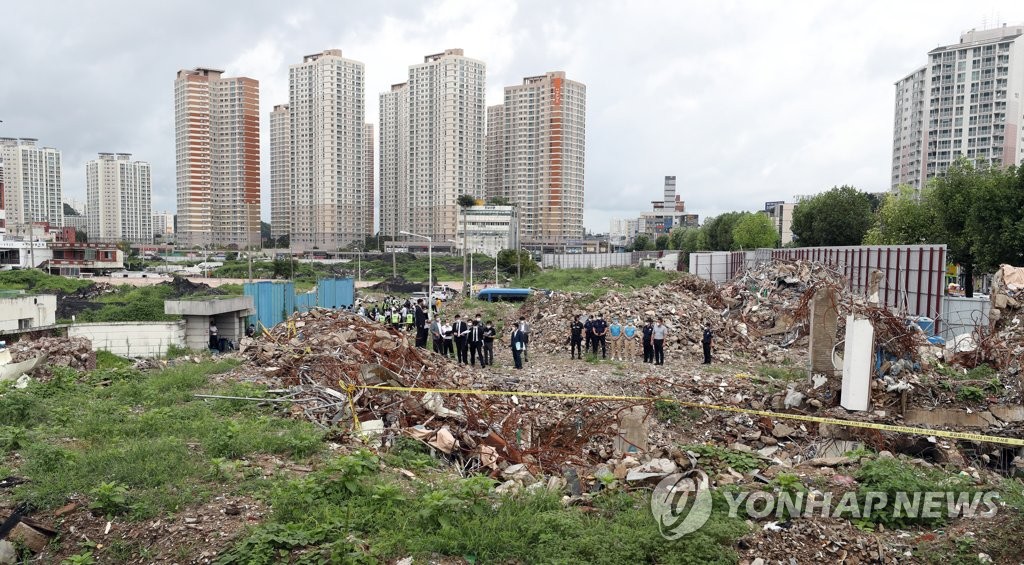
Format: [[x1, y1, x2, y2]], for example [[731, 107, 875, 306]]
[[340, 382, 1024, 447]]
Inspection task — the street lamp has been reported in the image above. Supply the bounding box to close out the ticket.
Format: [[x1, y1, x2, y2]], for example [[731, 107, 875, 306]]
[[449, 240, 474, 294], [354, 247, 362, 283], [400, 230, 431, 301]]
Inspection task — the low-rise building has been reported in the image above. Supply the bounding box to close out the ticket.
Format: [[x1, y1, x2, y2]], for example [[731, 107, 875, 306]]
[[0, 234, 52, 269], [765, 201, 795, 246], [454, 205, 517, 257], [0, 292, 56, 332], [47, 238, 123, 276]]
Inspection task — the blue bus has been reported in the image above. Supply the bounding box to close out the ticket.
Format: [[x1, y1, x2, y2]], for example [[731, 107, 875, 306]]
[[477, 288, 533, 302]]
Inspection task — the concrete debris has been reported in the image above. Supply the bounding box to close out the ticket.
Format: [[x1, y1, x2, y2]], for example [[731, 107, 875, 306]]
[[6, 336, 96, 377]]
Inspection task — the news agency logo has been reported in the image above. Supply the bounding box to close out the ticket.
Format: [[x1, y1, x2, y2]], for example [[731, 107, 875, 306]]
[[650, 474, 1001, 540], [650, 470, 713, 540]]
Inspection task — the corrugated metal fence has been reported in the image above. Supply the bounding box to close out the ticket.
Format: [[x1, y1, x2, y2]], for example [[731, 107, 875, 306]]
[[244, 278, 355, 329]]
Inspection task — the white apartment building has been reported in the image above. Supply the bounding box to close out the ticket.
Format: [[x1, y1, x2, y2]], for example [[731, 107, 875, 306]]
[[363, 123, 375, 237], [891, 24, 1024, 190], [454, 205, 517, 257], [286, 49, 367, 250], [765, 201, 795, 246], [379, 49, 486, 244], [269, 104, 290, 242], [174, 68, 261, 249], [86, 153, 152, 244], [487, 71, 586, 245], [153, 211, 175, 237], [0, 138, 63, 229], [378, 83, 409, 240]]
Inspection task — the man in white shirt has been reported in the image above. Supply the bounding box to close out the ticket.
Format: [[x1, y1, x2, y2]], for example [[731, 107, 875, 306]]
[[651, 318, 668, 366]]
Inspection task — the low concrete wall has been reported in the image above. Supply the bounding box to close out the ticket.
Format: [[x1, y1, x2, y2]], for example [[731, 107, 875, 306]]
[[68, 321, 186, 358], [941, 295, 991, 342]]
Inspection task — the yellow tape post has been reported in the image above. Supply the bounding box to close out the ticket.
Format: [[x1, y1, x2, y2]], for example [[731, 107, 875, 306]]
[[341, 383, 1024, 447]]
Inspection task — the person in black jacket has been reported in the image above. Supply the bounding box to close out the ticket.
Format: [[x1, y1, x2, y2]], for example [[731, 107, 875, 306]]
[[511, 325, 526, 369], [702, 322, 714, 364], [452, 315, 469, 364], [414, 299, 429, 348], [482, 320, 496, 366], [583, 315, 595, 355], [641, 319, 654, 364], [468, 320, 485, 368], [569, 317, 584, 359]]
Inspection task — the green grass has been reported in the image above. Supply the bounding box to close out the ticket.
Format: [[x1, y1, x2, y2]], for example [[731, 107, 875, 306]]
[[0, 269, 94, 294], [219, 450, 748, 564], [74, 284, 179, 322], [95, 350, 132, 370], [681, 444, 762, 473], [0, 360, 324, 524], [757, 365, 805, 382], [516, 266, 681, 297]]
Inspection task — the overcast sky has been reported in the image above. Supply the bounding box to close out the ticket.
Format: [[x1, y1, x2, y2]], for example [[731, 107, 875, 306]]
[[1, 0, 1021, 233]]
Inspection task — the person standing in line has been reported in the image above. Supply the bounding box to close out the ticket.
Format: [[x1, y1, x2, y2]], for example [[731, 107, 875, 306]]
[[404, 309, 415, 333], [642, 319, 654, 363], [623, 319, 638, 362], [702, 322, 714, 365], [469, 320, 485, 368], [482, 320, 496, 366], [652, 317, 668, 366], [511, 324, 526, 369], [608, 318, 623, 361], [430, 315, 443, 353], [518, 317, 531, 362], [414, 299, 429, 348], [583, 315, 595, 356], [441, 318, 454, 358], [390, 309, 401, 329], [592, 313, 608, 359], [569, 316, 584, 360], [453, 315, 469, 364]]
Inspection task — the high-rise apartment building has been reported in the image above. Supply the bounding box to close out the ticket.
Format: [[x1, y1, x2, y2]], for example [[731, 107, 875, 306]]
[[484, 104, 505, 200], [891, 24, 1024, 190], [379, 49, 486, 243], [378, 83, 408, 240], [286, 49, 367, 250], [153, 211, 175, 238], [86, 153, 152, 244], [486, 71, 586, 245], [174, 67, 260, 249], [363, 123, 375, 237], [269, 104, 291, 243], [0, 138, 63, 230]]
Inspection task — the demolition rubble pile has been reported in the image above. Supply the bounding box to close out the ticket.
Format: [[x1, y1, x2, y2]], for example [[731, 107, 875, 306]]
[[516, 261, 894, 365], [6, 336, 97, 377], [239, 309, 663, 472]]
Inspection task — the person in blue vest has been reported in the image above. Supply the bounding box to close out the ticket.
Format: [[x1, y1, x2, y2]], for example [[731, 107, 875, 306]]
[[608, 318, 623, 361], [623, 319, 638, 362]]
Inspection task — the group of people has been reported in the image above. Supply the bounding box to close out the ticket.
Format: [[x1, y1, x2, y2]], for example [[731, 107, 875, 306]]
[[567, 314, 714, 365]]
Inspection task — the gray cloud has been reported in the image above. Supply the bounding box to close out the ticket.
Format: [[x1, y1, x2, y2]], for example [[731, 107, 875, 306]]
[[1, 0, 1019, 233]]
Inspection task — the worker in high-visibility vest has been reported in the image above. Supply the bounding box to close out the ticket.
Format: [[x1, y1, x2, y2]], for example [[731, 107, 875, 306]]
[[404, 311, 414, 332], [390, 310, 401, 328]]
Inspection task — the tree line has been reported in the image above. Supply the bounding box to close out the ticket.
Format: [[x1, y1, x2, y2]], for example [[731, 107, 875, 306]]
[[643, 159, 1024, 296]]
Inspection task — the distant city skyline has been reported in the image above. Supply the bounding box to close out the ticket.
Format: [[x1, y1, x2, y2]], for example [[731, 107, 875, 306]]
[[1, 0, 1021, 233]]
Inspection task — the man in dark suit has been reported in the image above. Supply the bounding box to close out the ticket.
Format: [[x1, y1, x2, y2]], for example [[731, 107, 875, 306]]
[[511, 325, 526, 369], [468, 320, 485, 368], [414, 299, 429, 348], [452, 315, 469, 364]]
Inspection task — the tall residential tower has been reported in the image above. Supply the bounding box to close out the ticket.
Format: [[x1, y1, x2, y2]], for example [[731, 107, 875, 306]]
[[891, 25, 1024, 190], [269, 104, 291, 243], [378, 49, 486, 242], [486, 71, 586, 245], [174, 68, 260, 248], [0, 138, 63, 230], [285, 49, 367, 250], [86, 153, 152, 244]]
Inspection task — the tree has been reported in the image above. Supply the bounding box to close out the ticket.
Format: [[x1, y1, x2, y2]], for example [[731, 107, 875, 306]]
[[487, 196, 511, 206], [629, 234, 654, 251], [668, 227, 687, 250], [967, 164, 1024, 272], [260, 221, 272, 246], [275, 234, 290, 248], [498, 249, 538, 278], [862, 186, 937, 245], [703, 212, 745, 251], [457, 194, 477, 292], [732, 212, 780, 249], [655, 234, 670, 250], [791, 185, 873, 246], [75, 229, 88, 243]]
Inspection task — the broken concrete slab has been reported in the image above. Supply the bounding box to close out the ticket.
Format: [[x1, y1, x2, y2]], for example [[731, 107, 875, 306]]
[[905, 408, 1000, 428], [625, 458, 677, 482], [614, 405, 650, 454], [809, 286, 839, 376], [990, 404, 1024, 423]]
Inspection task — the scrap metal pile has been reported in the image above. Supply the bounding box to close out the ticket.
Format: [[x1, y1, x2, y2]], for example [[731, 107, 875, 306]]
[[239, 309, 663, 472]]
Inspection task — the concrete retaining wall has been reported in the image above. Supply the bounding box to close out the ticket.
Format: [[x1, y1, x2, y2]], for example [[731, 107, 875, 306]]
[[69, 321, 185, 358], [941, 295, 991, 342]]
